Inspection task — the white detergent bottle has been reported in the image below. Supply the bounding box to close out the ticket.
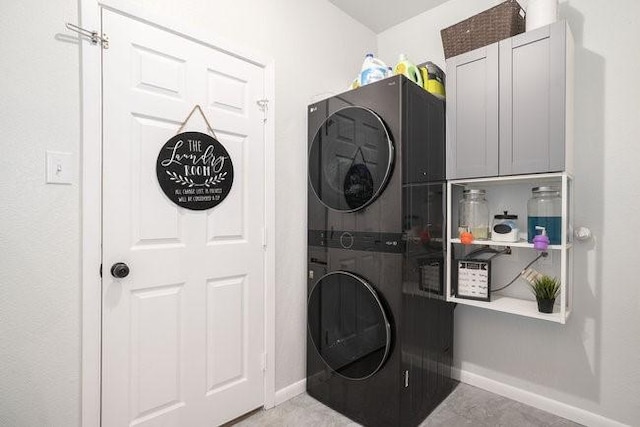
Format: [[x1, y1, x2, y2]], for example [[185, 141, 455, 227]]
[[359, 53, 388, 86]]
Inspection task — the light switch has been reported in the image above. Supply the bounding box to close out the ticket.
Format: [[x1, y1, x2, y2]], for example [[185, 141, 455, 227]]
[[46, 151, 74, 185]]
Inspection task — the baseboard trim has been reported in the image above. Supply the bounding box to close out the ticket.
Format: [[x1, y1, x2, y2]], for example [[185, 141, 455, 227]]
[[453, 368, 628, 427], [274, 379, 306, 406]]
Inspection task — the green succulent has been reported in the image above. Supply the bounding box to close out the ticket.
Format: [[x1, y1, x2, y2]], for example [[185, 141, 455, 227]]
[[529, 276, 561, 300]]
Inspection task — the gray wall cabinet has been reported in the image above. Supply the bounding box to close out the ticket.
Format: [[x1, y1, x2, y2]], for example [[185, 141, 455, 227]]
[[446, 20, 573, 179], [446, 43, 499, 179]]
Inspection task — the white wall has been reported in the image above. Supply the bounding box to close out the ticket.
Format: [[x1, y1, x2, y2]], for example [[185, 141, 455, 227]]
[[378, 0, 640, 424], [0, 1, 81, 426], [0, 0, 374, 425]]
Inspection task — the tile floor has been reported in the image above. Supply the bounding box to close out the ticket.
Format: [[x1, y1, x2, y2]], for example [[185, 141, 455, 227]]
[[233, 383, 582, 427]]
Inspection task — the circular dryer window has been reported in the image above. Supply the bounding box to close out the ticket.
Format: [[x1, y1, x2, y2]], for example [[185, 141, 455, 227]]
[[307, 271, 391, 380], [308, 106, 394, 212]]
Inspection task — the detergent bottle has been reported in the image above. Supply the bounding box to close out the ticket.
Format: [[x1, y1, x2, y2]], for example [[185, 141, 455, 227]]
[[394, 54, 423, 87], [359, 53, 389, 86], [419, 61, 446, 99]]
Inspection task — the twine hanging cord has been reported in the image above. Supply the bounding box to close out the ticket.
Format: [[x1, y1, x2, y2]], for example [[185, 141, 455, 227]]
[[491, 252, 547, 293], [176, 105, 218, 139], [349, 146, 368, 166]]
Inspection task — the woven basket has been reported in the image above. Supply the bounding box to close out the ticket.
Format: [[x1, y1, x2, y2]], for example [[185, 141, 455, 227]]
[[440, 0, 525, 59]]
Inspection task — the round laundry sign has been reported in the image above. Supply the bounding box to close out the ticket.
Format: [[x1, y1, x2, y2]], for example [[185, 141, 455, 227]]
[[156, 131, 234, 210]]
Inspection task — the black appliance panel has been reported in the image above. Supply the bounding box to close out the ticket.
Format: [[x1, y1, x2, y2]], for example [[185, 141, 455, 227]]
[[400, 183, 457, 424], [404, 88, 446, 184], [403, 183, 447, 297], [307, 271, 391, 380], [307, 78, 403, 235], [400, 296, 456, 426], [309, 107, 394, 212], [308, 230, 404, 253], [307, 248, 403, 427]]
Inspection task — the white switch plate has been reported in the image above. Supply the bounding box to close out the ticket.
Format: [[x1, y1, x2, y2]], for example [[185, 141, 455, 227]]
[[46, 151, 73, 185]]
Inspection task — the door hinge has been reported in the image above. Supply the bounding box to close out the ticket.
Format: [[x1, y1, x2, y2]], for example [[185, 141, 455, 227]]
[[261, 352, 268, 372], [65, 23, 109, 49], [403, 370, 409, 388], [256, 99, 269, 123]]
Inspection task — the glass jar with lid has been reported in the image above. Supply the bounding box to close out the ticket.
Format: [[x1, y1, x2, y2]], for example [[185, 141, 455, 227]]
[[527, 186, 561, 244], [458, 189, 489, 240]]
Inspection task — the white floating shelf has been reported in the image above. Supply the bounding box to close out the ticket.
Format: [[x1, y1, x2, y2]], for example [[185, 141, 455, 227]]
[[449, 172, 571, 185], [446, 173, 573, 324], [449, 294, 570, 324], [449, 238, 569, 250]]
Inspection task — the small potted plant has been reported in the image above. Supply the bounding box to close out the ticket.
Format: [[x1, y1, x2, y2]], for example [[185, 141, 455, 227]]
[[529, 275, 560, 313]]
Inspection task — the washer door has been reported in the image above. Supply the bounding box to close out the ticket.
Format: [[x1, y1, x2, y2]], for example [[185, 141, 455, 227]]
[[307, 271, 392, 380], [309, 106, 394, 212]]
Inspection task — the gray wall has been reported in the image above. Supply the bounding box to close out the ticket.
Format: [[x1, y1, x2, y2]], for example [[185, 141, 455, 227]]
[[0, 0, 374, 425], [378, 0, 640, 424]]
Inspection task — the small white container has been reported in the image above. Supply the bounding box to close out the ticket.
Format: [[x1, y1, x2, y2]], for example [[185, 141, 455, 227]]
[[491, 211, 519, 242]]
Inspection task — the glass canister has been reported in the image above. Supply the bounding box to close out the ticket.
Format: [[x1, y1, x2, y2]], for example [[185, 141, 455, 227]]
[[527, 186, 561, 244], [458, 189, 489, 240]]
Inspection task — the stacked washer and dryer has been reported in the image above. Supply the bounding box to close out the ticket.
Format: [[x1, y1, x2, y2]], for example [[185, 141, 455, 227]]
[[307, 75, 457, 426]]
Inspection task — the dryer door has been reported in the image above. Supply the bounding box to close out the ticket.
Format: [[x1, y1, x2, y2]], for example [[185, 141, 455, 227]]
[[307, 271, 392, 380], [309, 106, 394, 212]]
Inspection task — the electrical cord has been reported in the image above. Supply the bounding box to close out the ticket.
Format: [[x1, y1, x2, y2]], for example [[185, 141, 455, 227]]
[[491, 252, 548, 293], [464, 245, 494, 259], [463, 246, 511, 260], [486, 247, 512, 260]]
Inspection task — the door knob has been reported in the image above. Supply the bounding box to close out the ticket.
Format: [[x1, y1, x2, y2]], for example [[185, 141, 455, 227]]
[[111, 262, 130, 278]]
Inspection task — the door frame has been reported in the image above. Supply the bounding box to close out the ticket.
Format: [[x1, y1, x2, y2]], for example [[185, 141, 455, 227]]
[[79, 1, 276, 424]]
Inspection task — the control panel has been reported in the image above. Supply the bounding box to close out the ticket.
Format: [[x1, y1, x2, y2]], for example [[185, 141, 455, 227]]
[[308, 230, 405, 254]]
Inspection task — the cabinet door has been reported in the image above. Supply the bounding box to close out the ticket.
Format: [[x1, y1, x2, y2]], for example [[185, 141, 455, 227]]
[[446, 43, 499, 179], [499, 21, 567, 175]]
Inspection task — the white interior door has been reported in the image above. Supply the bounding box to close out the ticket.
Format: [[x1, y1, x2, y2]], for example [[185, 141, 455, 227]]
[[101, 9, 266, 426]]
